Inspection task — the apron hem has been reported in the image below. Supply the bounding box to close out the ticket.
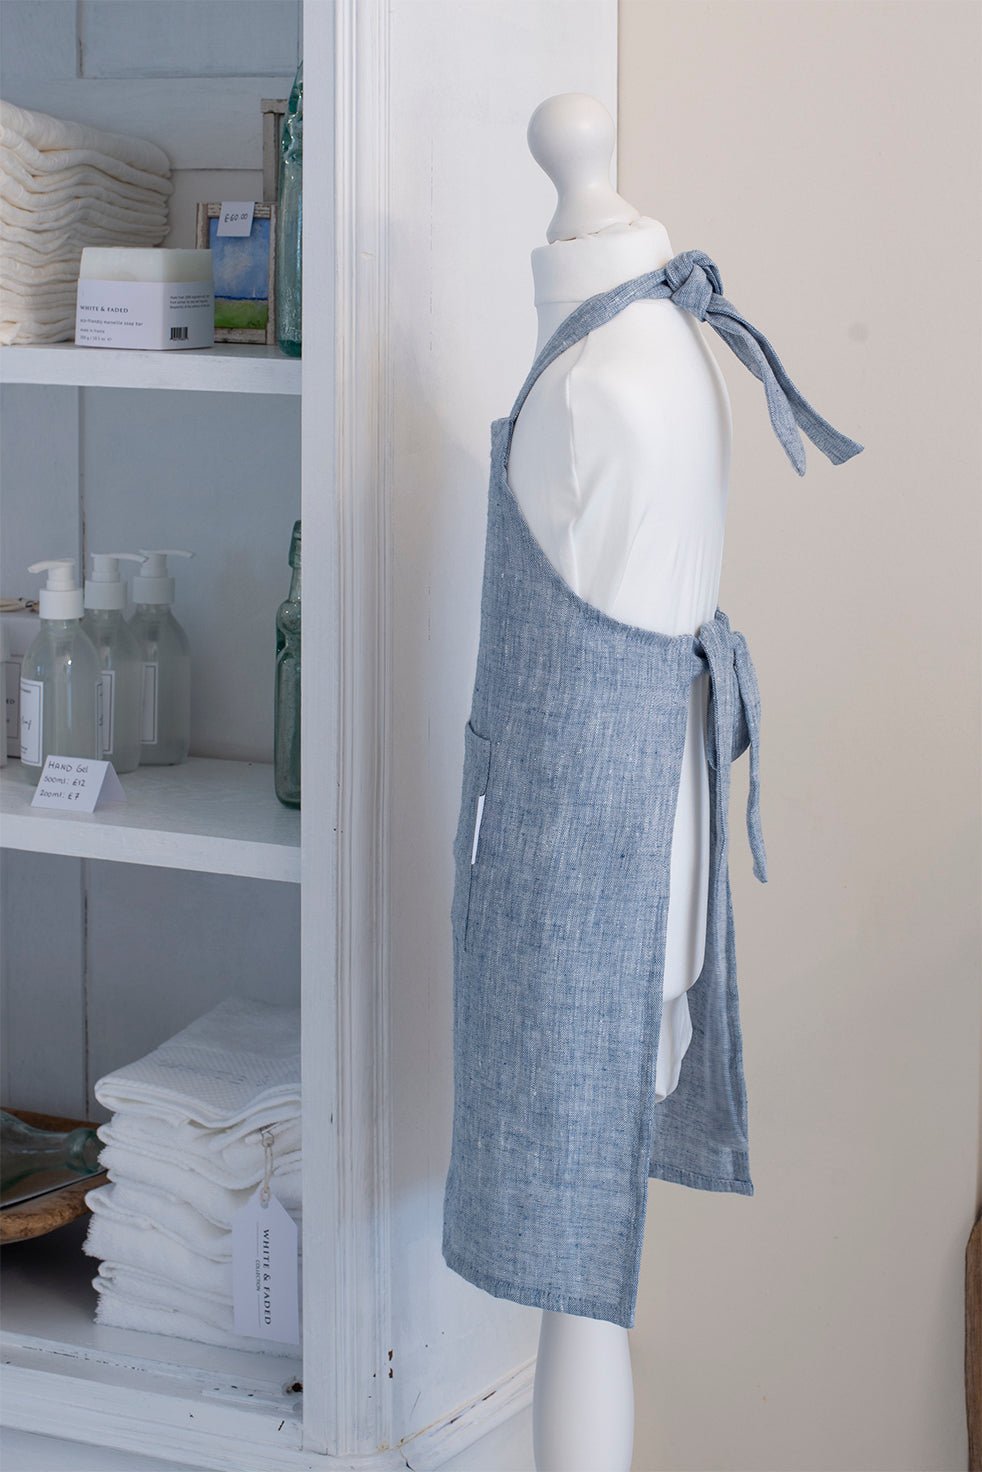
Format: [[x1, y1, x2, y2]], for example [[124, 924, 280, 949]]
[[441, 1242, 637, 1330], [650, 1162, 754, 1195]]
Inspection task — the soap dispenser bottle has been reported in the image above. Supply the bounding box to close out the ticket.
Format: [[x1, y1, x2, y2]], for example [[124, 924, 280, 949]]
[[81, 553, 144, 774], [128, 550, 193, 766], [19, 560, 102, 780]]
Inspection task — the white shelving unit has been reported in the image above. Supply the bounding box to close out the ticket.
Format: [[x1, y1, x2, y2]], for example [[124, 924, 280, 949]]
[[0, 343, 300, 396], [0, 3, 617, 1469], [0, 759, 299, 882]]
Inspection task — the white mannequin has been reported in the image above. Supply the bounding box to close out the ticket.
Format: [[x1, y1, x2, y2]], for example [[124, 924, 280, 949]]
[[511, 95, 732, 1472]]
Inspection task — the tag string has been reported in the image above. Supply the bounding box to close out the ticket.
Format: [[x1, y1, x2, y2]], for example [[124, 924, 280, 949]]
[[260, 1126, 274, 1208]]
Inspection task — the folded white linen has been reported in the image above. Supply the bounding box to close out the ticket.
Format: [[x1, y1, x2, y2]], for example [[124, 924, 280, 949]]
[[0, 315, 74, 345], [1, 196, 168, 233], [92, 1275, 300, 1356], [1, 154, 171, 210], [98, 1142, 302, 1228], [1, 274, 77, 300], [94, 997, 301, 1131], [83, 1204, 304, 1300], [0, 100, 171, 180], [98, 1117, 301, 1190], [88, 1177, 302, 1262], [1, 252, 82, 286], [84, 1205, 234, 1300], [86, 1178, 232, 1260], [1, 218, 166, 253], [104, 1109, 301, 1175], [0, 131, 172, 196], [96, 1261, 302, 1335], [0, 296, 75, 325]]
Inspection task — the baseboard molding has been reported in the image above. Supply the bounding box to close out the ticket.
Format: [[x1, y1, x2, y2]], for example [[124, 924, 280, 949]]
[[399, 1357, 535, 1472]]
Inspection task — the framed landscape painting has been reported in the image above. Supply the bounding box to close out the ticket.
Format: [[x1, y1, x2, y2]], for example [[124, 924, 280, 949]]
[[195, 203, 277, 345]]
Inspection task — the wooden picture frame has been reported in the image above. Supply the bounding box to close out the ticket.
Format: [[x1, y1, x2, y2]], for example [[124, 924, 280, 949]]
[[194, 202, 277, 346]]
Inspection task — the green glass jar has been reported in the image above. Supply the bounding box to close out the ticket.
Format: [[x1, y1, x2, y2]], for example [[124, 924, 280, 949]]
[[275, 62, 302, 358], [1, 1111, 102, 1192], [274, 520, 301, 808]]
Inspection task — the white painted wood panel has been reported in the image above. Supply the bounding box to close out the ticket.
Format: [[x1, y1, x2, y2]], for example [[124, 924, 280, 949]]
[[0, 851, 86, 1116], [0, 2, 78, 82], [0, 759, 299, 881], [79, 0, 301, 80], [383, 0, 618, 1444], [0, 385, 81, 589]]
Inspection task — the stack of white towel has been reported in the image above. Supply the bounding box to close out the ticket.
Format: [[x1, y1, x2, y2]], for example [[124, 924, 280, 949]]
[[83, 996, 302, 1354], [1, 99, 172, 345]]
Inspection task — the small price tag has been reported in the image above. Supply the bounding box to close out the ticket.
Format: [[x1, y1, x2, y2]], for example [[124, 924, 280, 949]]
[[231, 1186, 300, 1345], [30, 756, 126, 813], [217, 201, 256, 238]]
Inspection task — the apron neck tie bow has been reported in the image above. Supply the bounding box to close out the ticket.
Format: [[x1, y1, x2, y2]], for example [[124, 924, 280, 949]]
[[664, 249, 722, 322], [506, 248, 864, 479]]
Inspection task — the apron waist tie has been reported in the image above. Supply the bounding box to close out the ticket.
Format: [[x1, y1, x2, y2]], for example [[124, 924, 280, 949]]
[[697, 611, 769, 885]]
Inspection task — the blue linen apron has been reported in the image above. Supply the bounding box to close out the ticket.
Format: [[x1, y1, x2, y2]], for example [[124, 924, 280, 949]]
[[442, 250, 863, 1328]]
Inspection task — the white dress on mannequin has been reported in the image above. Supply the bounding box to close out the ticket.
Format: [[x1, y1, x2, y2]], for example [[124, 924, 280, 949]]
[[508, 214, 732, 1101]]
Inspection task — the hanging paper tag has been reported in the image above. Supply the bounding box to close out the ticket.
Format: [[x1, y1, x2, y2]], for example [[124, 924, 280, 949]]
[[31, 756, 126, 812], [217, 201, 256, 238], [231, 1185, 300, 1345]]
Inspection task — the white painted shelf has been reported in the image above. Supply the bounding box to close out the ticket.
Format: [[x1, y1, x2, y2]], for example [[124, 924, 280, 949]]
[[0, 758, 300, 883], [0, 343, 300, 396], [2, 1219, 305, 1466]]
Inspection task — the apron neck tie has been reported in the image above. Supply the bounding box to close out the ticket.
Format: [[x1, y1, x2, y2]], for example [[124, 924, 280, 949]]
[[697, 611, 768, 885], [505, 248, 864, 480], [663, 250, 863, 476]]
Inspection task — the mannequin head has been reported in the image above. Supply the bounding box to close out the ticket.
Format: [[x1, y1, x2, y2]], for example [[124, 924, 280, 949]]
[[527, 93, 640, 243]]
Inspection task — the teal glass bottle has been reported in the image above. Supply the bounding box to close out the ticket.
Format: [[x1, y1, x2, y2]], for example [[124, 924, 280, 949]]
[[274, 520, 301, 808], [1, 1111, 102, 1192], [275, 62, 302, 358]]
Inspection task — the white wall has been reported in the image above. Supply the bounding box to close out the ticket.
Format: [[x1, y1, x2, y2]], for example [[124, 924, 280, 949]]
[[618, 3, 982, 1469]]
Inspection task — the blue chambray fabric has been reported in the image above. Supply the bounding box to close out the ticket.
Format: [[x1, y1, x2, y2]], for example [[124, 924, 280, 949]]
[[442, 250, 862, 1328]]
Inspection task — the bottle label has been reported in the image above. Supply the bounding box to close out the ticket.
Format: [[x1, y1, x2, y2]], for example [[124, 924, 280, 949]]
[[141, 663, 158, 745], [98, 670, 115, 757], [19, 679, 42, 766]]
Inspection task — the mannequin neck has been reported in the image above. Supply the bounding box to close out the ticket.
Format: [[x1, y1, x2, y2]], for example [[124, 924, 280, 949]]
[[531, 216, 674, 353]]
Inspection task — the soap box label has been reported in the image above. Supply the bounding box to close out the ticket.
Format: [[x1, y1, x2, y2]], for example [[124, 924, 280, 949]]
[[75, 279, 214, 350]]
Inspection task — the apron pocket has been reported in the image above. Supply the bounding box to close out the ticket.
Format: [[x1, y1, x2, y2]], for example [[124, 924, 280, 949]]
[[452, 720, 492, 951]]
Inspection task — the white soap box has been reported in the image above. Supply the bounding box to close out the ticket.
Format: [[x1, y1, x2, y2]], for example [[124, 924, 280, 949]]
[[75, 248, 214, 350]]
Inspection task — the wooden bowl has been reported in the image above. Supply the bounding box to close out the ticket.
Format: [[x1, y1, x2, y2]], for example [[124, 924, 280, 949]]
[[1, 1108, 107, 1244]]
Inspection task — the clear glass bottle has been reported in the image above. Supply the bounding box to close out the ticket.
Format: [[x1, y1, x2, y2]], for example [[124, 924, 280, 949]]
[[19, 560, 102, 782], [274, 520, 301, 807], [1, 1110, 102, 1192], [275, 61, 302, 358], [128, 551, 193, 767], [81, 553, 144, 774]]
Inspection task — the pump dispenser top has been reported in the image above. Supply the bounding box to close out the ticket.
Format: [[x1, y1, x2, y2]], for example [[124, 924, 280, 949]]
[[133, 550, 193, 606], [29, 559, 84, 620], [84, 553, 143, 610]]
